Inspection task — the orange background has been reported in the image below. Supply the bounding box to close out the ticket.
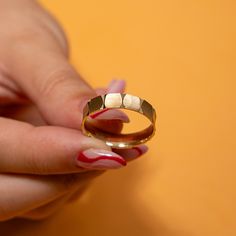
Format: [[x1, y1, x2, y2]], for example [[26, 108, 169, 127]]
[[1, 0, 236, 235]]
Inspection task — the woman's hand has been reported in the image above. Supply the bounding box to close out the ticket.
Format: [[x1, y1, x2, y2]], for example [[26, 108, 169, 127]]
[[0, 0, 148, 221]]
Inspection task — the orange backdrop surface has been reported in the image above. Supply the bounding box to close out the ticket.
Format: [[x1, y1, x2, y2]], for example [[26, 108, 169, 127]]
[[1, 0, 236, 236]]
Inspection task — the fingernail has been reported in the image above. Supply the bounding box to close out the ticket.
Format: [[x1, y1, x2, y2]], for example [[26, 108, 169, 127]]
[[116, 145, 149, 159], [90, 109, 130, 122], [108, 79, 126, 93], [76, 148, 127, 170]]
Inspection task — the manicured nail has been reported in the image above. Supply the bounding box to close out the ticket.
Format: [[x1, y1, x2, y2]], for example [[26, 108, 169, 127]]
[[90, 108, 130, 122], [77, 148, 127, 170], [108, 79, 126, 93], [114, 145, 148, 160]]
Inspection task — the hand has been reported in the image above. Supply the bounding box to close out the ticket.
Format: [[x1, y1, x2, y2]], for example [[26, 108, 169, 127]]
[[0, 0, 148, 221]]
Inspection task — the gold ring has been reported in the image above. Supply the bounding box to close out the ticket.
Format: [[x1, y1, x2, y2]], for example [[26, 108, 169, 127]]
[[81, 93, 156, 149]]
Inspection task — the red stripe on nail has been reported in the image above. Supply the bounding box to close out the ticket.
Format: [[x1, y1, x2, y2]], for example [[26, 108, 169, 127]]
[[90, 108, 110, 119], [77, 152, 126, 166]]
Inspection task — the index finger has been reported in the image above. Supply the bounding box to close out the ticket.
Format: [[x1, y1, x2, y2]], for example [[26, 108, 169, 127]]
[[0, 117, 126, 174]]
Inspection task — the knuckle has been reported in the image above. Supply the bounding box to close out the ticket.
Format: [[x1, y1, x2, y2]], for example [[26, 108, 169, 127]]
[[26, 153, 51, 175], [13, 29, 42, 45], [38, 68, 76, 98], [27, 158, 53, 175], [9, 24, 46, 50]]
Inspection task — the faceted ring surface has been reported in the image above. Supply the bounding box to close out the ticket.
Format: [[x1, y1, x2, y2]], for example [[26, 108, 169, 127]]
[[81, 93, 156, 149]]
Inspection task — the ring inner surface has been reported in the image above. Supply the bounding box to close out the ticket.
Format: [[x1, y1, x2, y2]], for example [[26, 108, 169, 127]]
[[84, 119, 154, 143]]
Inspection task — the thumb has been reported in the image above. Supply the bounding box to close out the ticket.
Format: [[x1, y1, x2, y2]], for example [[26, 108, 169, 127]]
[[3, 42, 96, 128]]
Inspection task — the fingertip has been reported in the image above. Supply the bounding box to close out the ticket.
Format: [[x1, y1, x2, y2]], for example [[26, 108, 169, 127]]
[[112, 145, 149, 161], [108, 79, 126, 93]]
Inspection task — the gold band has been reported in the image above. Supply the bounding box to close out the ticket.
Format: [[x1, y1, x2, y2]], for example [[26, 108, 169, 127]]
[[81, 93, 156, 149]]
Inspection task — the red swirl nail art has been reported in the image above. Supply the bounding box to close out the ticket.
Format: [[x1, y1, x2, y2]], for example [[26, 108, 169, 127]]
[[89, 108, 110, 119], [77, 149, 126, 169]]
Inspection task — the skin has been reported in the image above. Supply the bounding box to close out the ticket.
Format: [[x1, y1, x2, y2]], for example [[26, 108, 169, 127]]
[[0, 0, 147, 221]]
